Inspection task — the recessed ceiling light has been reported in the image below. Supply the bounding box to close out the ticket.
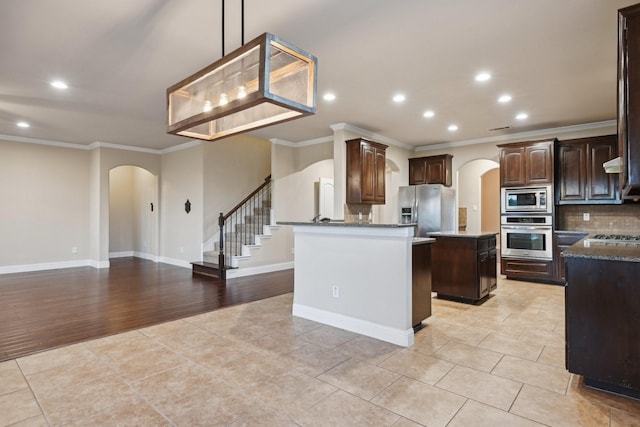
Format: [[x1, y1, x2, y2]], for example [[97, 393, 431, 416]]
[[498, 94, 512, 103], [50, 80, 68, 89], [17, 121, 30, 128], [474, 72, 491, 82], [448, 124, 459, 132], [392, 93, 406, 103], [323, 92, 336, 101], [515, 112, 529, 120], [423, 110, 435, 118]]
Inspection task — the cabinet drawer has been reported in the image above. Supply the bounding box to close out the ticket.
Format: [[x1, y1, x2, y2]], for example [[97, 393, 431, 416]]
[[502, 257, 554, 279]]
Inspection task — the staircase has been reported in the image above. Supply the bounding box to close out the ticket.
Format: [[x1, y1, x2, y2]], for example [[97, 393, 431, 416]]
[[192, 176, 273, 280]]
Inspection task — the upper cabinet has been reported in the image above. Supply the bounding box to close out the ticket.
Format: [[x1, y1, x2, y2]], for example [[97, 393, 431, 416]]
[[556, 135, 619, 204], [498, 139, 555, 187], [408, 154, 453, 186], [618, 4, 640, 199], [346, 138, 387, 204]]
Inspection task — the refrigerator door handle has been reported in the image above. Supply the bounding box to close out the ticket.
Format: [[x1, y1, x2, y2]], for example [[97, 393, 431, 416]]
[[413, 199, 418, 223]]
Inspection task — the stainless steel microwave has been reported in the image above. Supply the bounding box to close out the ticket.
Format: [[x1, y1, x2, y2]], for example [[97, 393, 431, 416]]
[[501, 186, 552, 214]]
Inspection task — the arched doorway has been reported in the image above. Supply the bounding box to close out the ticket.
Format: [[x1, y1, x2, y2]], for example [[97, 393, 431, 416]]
[[109, 166, 158, 260], [457, 159, 499, 233]]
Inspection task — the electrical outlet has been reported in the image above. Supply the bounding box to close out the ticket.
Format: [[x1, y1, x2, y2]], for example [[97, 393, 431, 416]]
[[179, 247, 184, 253], [332, 286, 339, 298], [583, 212, 590, 221], [71, 247, 78, 254]]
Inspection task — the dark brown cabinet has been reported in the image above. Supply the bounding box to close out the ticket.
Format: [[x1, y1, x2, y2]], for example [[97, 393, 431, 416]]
[[408, 154, 453, 186], [618, 4, 640, 199], [430, 234, 497, 302], [501, 257, 555, 282], [565, 256, 640, 399], [412, 241, 432, 330], [498, 139, 555, 187], [346, 138, 387, 204], [556, 135, 619, 204], [553, 232, 587, 283]]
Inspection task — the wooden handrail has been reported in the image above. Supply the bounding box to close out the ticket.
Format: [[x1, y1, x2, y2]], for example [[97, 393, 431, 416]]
[[217, 175, 272, 276], [222, 175, 271, 220]]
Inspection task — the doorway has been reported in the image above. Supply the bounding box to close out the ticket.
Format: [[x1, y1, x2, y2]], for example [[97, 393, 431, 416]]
[[109, 166, 158, 260], [457, 159, 499, 234]]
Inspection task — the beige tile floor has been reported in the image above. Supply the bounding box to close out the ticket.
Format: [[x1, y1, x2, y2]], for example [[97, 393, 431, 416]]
[[2, 276, 640, 426]]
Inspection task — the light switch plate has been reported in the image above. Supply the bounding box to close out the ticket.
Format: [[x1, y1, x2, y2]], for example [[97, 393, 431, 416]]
[[583, 212, 590, 221]]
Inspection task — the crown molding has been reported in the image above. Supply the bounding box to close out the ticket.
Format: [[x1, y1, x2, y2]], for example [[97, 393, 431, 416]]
[[270, 136, 333, 147], [160, 139, 202, 154], [88, 141, 161, 154], [0, 133, 204, 155], [329, 123, 414, 150], [414, 120, 616, 152], [0, 133, 93, 150]]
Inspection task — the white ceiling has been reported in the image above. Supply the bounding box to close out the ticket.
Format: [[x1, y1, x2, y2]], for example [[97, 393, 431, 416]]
[[1, 0, 637, 151]]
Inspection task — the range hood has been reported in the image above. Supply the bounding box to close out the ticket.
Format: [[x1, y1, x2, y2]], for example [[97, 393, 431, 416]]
[[603, 157, 622, 174]]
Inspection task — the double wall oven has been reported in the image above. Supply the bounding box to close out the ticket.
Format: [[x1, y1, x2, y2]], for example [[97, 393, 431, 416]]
[[500, 185, 553, 260]]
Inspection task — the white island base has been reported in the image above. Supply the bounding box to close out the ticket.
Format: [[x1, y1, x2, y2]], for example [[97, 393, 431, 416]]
[[282, 222, 421, 347]]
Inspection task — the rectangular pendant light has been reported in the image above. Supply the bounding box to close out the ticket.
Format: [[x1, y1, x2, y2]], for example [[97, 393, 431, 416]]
[[167, 32, 317, 141]]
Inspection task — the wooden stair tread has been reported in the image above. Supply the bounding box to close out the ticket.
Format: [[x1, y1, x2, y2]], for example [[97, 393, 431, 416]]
[[191, 261, 237, 270]]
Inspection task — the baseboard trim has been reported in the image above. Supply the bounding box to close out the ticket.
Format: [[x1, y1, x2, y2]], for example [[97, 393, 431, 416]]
[[109, 251, 158, 262], [226, 261, 294, 279], [156, 257, 191, 269], [292, 303, 414, 347], [0, 259, 109, 275]]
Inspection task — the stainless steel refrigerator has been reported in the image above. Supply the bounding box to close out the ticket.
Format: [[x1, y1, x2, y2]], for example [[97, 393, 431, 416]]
[[398, 184, 456, 235]]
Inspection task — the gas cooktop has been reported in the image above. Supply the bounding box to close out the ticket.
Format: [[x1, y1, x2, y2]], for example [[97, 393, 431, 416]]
[[590, 234, 640, 242], [584, 234, 640, 247]]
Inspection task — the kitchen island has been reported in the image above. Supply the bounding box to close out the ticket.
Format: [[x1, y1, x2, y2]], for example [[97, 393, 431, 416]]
[[564, 235, 640, 399], [278, 221, 434, 346], [427, 231, 498, 303]]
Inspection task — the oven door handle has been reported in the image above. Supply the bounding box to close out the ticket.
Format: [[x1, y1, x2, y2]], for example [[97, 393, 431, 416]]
[[501, 225, 552, 230]]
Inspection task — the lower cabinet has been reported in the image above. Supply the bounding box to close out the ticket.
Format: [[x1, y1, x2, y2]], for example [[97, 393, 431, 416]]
[[565, 256, 640, 399], [431, 234, 497, 303], [500, 257, 554, 282], [412, 241, 432, 329], [554, 232, 588, 283]]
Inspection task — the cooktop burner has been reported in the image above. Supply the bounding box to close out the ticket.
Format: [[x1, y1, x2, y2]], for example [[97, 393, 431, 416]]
[[584, 233, 640, 247], [591, 234, 640, 242]]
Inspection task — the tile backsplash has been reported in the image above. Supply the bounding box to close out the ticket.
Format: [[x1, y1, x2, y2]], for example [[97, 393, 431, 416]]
[[556, 204, 640, 233], [344, 204, 373, 223]]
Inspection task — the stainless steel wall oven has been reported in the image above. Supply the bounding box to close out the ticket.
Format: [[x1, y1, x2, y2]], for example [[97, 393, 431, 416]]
[[501, 215, 553, 260]]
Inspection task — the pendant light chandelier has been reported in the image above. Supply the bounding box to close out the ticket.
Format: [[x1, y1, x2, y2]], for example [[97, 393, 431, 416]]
[[167, 0, 318, 141]]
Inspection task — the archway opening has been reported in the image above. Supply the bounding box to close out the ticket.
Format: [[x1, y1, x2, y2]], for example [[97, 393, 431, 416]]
[[109, 165, 158, 260], [457, 159, 499, 233]]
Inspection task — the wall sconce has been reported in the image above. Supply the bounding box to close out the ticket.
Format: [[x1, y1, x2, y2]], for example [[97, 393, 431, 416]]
[[167, 32, 317, 141]]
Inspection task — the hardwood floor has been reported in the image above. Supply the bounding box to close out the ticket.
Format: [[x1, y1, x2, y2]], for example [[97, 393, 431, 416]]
[[0, 258, 293, 362]]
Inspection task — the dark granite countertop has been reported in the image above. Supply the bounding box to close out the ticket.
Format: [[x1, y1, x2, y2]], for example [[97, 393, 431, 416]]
[[427, 231, 498, 239], [277, 221, 416, 228], [412, 237, 436, 245], [554, 230, 590, 235], [563, 235, 640, 263]]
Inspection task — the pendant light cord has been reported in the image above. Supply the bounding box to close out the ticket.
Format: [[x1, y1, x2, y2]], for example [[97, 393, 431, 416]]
[[221, 0, 244, 56], [221, 0, 225, 56]]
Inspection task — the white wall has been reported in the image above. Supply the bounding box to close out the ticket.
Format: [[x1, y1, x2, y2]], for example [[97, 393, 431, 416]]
[[457, 159, 499, 233], [92, 147, 161, 265], [0, 139, 90, 267], [203, 134, 271, 242], [109, 165, 157, 256], [292, 225, 414, 346], [160, 144, 203, 266], [109, 166, 135, 252]]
